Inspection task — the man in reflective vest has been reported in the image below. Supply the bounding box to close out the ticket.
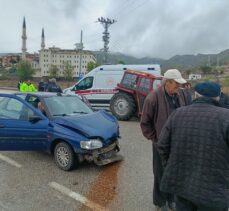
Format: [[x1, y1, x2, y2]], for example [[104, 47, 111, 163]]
[[20, 79, 37, 92]]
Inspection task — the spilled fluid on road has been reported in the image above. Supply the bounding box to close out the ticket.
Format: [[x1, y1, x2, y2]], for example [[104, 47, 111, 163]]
[[79, 162, 121, 211]]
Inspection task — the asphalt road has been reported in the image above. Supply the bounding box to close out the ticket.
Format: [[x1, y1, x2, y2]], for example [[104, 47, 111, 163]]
[[0, 116, 154, 211]]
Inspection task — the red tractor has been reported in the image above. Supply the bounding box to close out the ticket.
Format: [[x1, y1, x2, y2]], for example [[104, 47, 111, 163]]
[[110, 69, 162, 121]]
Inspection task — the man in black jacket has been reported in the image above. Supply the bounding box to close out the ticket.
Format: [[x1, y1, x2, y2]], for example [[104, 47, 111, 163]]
[[157, 81, 229, 211], [46, 78, 62, 93]]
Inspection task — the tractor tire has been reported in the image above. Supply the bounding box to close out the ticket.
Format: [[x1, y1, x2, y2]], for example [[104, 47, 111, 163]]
[[110, 92, 136, 121]]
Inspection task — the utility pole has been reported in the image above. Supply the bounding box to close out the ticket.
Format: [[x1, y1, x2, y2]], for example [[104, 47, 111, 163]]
[[75, 30, 84, 79], [97, 17, 116, 63]]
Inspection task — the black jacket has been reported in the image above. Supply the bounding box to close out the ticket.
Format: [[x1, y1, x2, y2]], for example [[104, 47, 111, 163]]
[[46, 82, 62, 93], [157, 97, 229, 208], [219, 92, 229, 109]]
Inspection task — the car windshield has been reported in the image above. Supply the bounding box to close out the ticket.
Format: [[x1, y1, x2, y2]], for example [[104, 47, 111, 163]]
[[43, 96, 93, 117]]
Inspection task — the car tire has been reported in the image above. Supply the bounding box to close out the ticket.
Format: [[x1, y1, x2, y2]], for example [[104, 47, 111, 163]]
[[110, 92, 136, 121], [54, 142, 76, 171]]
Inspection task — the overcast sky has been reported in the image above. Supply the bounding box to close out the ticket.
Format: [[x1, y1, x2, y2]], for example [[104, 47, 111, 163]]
[[1, 0, 229, 59]]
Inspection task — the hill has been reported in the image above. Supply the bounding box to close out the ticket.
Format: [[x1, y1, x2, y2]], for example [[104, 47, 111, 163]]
[[93, 49, 229, 72], [93, 51, 164, 65]]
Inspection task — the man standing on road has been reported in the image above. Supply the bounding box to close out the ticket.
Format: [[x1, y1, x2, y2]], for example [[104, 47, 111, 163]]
[[140, 69, 187, 211], [157, 81, 229, 211], [20, 79, 37, 92], [46, 78, 62, 93]]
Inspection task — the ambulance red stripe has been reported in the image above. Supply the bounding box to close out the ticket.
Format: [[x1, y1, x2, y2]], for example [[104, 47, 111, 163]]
[[75, 89, 117, 95]]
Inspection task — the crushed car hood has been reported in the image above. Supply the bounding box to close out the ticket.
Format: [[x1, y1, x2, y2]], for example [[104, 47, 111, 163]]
[[52, 110, 119, 142]]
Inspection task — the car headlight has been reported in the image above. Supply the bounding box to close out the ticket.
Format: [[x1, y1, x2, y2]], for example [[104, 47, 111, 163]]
[[80, 139, 103, 150]]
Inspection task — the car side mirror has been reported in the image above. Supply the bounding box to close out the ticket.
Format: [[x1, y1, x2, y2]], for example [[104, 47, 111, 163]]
[[29, 115, 42, 123]]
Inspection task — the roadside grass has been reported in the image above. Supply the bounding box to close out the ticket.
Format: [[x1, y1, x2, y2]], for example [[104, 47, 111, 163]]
[[0, 79, 76, 90]]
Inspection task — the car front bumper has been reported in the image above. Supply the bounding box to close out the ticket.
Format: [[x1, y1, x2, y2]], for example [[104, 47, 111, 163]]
[[78, 141, 123, 166], [93, 141, 123, 166]]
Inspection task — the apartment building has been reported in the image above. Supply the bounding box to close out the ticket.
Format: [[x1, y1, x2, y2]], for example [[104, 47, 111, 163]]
[[39, 47, 96, 78]]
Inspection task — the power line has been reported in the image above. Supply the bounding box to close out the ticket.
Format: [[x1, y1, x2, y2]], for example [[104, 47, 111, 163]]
[[109, 0, 137, 18], [110, 39, 124, 51], [110, 0, 151, 21]]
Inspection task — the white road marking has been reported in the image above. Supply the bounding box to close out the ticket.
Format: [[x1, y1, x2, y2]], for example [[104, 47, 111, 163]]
[[0, 153, 22, 168], [49, 182, 108, 211]]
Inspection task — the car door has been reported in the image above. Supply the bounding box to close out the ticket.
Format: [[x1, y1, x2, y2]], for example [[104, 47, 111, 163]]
[[0, 94, 49, 150]]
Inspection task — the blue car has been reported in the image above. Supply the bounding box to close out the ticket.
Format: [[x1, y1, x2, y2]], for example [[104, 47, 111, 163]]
[[0, 92, 122, 171]]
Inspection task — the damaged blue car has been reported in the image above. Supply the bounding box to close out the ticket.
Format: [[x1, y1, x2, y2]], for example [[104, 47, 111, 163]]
[[0, 92, 122, 171]]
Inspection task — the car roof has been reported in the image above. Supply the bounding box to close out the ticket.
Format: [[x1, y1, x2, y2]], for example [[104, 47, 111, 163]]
[[14, 92, 68, 97]]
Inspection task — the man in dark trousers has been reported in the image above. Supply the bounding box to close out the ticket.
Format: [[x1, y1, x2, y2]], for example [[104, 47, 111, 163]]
[[140, 69, 188, 211], [157, 81, 229, 211]]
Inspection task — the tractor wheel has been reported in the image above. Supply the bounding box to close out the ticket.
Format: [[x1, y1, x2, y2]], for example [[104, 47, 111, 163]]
[[110, 92, 136, 121]]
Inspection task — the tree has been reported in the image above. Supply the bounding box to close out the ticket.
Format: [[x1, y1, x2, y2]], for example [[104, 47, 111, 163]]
[[117, 60, 125, 64], [49, 64, 59, 78], [200, 65, 212, 75], [17, 60, 35, 81], [63, 62, 73, 83], [185, 69, 192, 76], [86, 62, 99, 73]]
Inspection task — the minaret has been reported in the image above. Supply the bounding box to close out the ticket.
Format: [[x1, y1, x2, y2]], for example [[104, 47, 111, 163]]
[[21, 17, 27, 60], [41, 28, 45, 50]]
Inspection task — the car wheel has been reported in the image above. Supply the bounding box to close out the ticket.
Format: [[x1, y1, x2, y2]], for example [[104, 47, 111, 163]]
[[54, 142, 76, 171], [110, 92, 136, 121]]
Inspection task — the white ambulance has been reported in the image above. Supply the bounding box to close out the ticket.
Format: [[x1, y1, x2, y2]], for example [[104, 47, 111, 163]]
[[63, 64, 161, 109]]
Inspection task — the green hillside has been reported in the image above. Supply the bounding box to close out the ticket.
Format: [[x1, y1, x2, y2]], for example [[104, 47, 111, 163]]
[[93, 49, 229, 72]]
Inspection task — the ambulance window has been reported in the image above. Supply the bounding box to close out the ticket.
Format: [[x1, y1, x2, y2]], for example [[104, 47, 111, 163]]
[[73, 77, 93, 90], [147, 67, 155, 70]]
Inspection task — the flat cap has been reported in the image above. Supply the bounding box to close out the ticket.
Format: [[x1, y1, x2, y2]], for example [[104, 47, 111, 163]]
[[194, 81, 220, 97]]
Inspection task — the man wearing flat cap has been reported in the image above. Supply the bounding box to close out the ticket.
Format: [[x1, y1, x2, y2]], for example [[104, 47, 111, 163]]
[[157, 81, 229, 211], [140, 69, 189, 211]]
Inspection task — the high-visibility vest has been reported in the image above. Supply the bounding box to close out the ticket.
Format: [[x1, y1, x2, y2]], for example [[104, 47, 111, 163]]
[[20, 83, 37, 92], [28, 84, 37, 92], [20, 82, 27, 92]]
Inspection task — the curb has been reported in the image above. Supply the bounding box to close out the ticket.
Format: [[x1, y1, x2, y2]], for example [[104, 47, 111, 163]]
[[0, 87, 17, 90]]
